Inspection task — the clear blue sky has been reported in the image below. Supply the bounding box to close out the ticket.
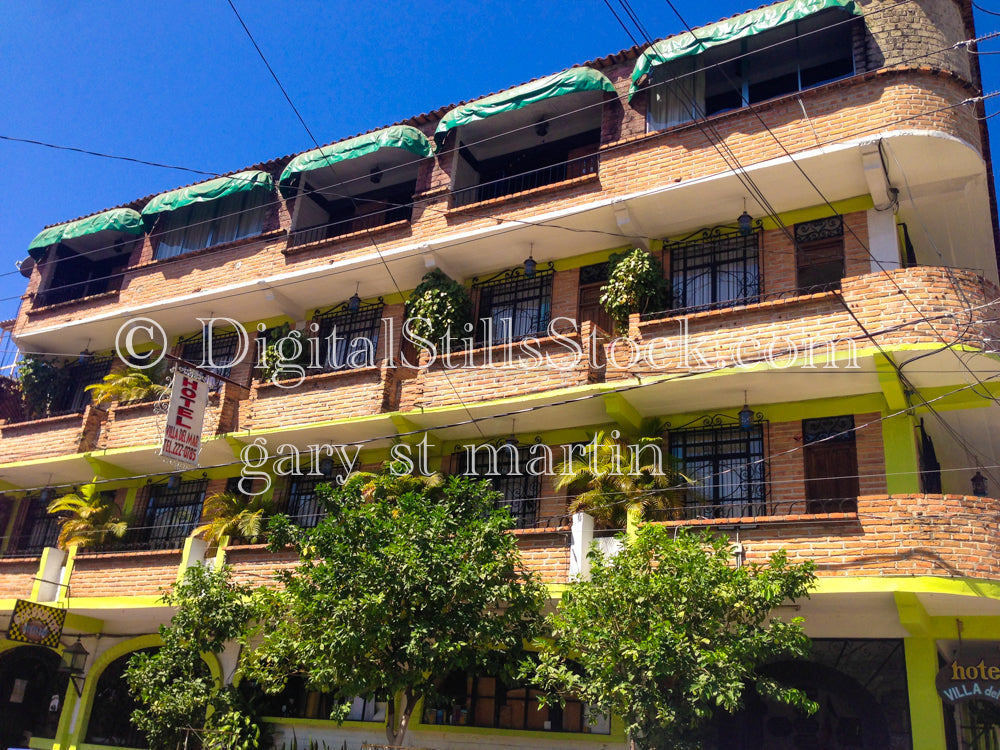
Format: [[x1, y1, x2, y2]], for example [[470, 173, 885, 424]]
[[2, 0, 998, 341]]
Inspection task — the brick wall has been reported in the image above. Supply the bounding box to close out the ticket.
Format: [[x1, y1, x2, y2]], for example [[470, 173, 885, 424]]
[[516, 530, 571, 584], [226, 545, 304, 587], [648, 492, 1000, 578], [14, 68, 979, 339], [98, 386, 236, 450], [0, 412, 92, 464], [68, 549, 182, 598], [860, 0, 972, 80], [0, 559, 38, 599]]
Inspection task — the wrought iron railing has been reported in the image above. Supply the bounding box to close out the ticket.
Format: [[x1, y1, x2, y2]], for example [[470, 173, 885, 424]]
[[640, 281, 845, 322], [645, 496, 859, 522], [451, 152, 599, 208], [288, 204, 412, 248]]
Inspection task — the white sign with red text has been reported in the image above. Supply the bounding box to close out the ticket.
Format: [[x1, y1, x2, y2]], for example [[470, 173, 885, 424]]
[[159, 367, 209, 469]]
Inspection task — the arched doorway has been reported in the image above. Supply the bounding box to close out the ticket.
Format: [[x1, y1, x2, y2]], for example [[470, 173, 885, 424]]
[[948, 699, 1000, 750], [0, 646, 69, 750], [83, 648, 156, 749]]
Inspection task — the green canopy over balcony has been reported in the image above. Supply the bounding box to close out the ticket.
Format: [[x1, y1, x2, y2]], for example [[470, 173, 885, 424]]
[[27, 207, 145, 261], [629, 0, 860, 99], [278, 125, 433, 198], [140, 170, 275, 228], [434, 67, 616, 149]]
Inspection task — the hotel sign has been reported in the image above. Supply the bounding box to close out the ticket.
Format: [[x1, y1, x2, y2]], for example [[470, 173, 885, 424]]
[[937, 658, 1000, 704], [7, 600, 66, 648], [159, 366, 209, 469]]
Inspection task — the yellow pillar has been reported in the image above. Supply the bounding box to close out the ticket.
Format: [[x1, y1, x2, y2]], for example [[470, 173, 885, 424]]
[[904, 636, 947, 750], [882, 414, 920, 494]]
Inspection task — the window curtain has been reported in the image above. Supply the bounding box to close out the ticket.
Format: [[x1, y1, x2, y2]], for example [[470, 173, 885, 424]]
[[648, 57, 705, 130]]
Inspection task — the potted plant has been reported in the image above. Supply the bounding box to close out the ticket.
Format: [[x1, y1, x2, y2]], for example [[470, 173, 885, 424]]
[[193, 489, 275, 545], [47, 483, 127, 550], [599, 248, 668, 331], [17, 356, 67, 419], [85, 363, 170, 406], [554, 430, 688, 529], [404, 269, 472, 351]]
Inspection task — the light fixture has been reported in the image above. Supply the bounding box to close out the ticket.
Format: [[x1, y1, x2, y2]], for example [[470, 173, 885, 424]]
[[40, 487, 53, 503], [59, 637, 89, 697], [167, 474, 180, 491], [348, 282, 361, 313], [369, 165, 382, 184], [737, 198, 753, 237], [535, 118, 550, 137], [738, 392, 755, 432], [506, 420, 518, 446], [524, 244, 537, 279], [971, 470, 988, 497], [319, 457, 335, 477], [78, 340, 92, 364]]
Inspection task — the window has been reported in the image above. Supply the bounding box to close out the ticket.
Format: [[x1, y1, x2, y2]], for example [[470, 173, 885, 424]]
[[424, 670, 609, 734], [669, 421, 767, 518], [577, 262, 614, 333], [36, 243, 129, 307], [648, 12, 854, 130], [289, 181, 416, 248], [136, 479, 207, 550], [179, 328, 241, 381], [311, 300, 384, 373], [453, 130, 601, 208], [666, 227, 761, 312], [254, 676, 387, 722], [472, 266, 553, 345], [802, 415, 859, 513], [50, 356, 114, 416], [278, 472, 344, 528], [458, 443, 541, 528], [7, 495, 60, 556], [795, 216, 845, 291], [154, 189, 268, 259]]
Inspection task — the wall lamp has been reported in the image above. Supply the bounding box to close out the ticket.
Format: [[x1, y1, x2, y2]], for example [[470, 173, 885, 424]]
[[59, 637, 89, 697]]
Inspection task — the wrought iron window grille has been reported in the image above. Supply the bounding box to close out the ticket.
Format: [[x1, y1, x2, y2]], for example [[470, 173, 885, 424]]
[[178, 329, 241, 383], [666, 412, 769, 519], [135, 478, 208, 550], [51, 355, 114, 416], [278, 471, 344, 528], [662, 223, 763, 315], [470, 264, 555, 346], [456, 439, 544, 528], [794, 216, 843, 244], [802, 415, 855, 444], [309, 298, 385, 373]]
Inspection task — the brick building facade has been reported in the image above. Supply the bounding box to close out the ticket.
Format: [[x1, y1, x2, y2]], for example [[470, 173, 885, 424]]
[[1, 0, 999, 747]]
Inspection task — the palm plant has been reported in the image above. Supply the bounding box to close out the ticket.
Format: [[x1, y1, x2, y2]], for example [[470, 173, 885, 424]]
[[194, 490, 275, 545], [47, 483, 127, 550], [85, 364, 169, 406], [554, 430, 689, 529]]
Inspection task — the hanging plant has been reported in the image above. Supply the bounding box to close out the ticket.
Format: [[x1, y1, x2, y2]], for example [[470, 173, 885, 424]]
[[17, 356, 67, 419], [255, 322, 310, 383], [599, 248, 668, 330], [404, 269, 472, 350]]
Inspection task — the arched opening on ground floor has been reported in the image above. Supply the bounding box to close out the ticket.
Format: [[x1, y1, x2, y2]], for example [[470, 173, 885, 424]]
[[83, 647, 157, 749], [712, 638, 913, 750], [0, 645, 68, 750]]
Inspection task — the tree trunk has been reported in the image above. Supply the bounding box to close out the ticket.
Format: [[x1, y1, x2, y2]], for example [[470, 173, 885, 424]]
[[385, 688, 416, 747]]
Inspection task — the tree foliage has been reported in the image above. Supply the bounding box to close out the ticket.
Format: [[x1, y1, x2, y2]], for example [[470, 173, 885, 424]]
[[529, 526, 817, 749], [125, 563, 263, 750], [47, 482, 127, 550], [242, 464, 546, 746]]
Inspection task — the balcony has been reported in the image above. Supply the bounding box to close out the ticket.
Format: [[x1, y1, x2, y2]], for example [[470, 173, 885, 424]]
[[0, 406, 104, 464], [450, 150, 599, 208], [67, 548, 185, 598], [97, 381, 244, 450], [644, 493, 1000, 579]]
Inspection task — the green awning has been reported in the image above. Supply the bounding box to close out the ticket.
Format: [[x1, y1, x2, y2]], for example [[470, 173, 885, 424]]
[[434, 67, 616, 149], [141, 170, 274, 227], [278, 125, 433, 198], [27, 207, 145, 261], [629, 0, 860, 99]]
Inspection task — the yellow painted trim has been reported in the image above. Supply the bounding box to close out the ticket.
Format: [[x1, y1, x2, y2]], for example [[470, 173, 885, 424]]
[[895, 591, 931, 637], [27, 738, 56, 750], [30, 547, 60, 600], [59, 547, 78, 604], [904, 637, 948, 750], [759, 196, 875, 230], [262, 716, 388, 730], [64, 596, 166, 609], [551, 244, 632, 272], [814, 575, 1000, 600], [413, 721, 621, 742]]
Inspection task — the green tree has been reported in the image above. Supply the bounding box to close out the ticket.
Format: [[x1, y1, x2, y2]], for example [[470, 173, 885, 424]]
[[529, 526, 817, 750], [242, 464, 546, 746], [126, 563, 263, 750], [554, 430, 687, 529], [47, 482, 127, 550]]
